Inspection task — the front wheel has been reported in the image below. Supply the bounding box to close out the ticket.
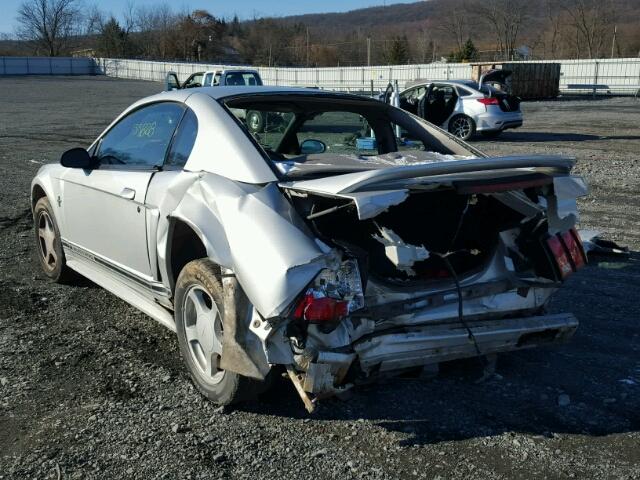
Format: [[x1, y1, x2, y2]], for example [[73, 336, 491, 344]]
[[448, 115, 476, 141], [33, 197, 74, 283], [174, 259, 263, 405]]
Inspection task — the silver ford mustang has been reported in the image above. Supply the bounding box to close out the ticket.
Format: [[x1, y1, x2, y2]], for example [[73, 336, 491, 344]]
[[31, 86, 588, 411]]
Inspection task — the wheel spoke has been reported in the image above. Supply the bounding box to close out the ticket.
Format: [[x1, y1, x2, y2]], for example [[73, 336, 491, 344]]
[[187, 289, 211, 318], [185, 323, 199, 343]]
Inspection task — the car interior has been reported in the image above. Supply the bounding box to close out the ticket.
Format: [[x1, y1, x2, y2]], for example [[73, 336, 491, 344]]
[[223, 95, 474, 172], [419, 84, 458, 126]]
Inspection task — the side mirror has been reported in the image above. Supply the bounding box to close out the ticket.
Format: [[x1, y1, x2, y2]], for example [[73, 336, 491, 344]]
[[60, 148, 95, 169], [300, 139, 327, 155]]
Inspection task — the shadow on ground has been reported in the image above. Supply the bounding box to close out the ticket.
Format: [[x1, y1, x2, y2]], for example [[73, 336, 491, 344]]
[[237, 253, 640, 445], [483, 132, 640, 143]]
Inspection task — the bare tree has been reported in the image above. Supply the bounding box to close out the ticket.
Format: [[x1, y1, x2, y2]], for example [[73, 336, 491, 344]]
[[16, 0, 82, 56], [471, 0, 529, 60], [560, 0, 615, 59], [434, 0, 469, 54]]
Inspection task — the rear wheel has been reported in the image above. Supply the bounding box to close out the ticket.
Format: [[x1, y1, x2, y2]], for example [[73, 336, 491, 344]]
[[174, 259, 263, 405], [33, 197, 74, 283], [448, 115, 476, 141]]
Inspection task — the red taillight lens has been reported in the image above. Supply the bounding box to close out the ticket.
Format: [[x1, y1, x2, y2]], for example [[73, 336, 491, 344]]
[[546, 235, 573, 279], [546, 229, 588, 280], [294, 294, 349, 323], [561, 228, 588, 269], [477, 97, 500, 105]]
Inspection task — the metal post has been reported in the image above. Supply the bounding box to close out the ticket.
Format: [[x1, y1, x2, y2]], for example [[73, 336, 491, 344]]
[[593, 60, 599, 98], [26, 57, 30, 74], [367, 37, 371, 67]]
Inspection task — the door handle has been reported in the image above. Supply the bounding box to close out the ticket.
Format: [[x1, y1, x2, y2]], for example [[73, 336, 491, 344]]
[[119, 187, 136, 200]]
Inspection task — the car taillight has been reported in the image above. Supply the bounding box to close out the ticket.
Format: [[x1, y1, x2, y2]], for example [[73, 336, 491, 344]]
[[477, 97, 500, 105], [546, 228, 587, 280], [292, 259, 364, 325], [294, 294, 349, 323]]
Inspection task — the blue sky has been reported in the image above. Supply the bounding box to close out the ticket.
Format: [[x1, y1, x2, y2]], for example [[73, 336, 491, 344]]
[[1, 0, 417, 35]]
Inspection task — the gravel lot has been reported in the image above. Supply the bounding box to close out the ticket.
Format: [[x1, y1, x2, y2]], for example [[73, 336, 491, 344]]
[[1, 76, 639, 480]]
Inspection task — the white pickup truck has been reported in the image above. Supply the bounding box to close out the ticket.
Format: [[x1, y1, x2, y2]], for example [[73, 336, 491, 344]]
[[165, 69, 263, 90]]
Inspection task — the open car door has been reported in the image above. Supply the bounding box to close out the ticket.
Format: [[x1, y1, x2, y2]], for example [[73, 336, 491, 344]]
[[165, 71, 181, 91]]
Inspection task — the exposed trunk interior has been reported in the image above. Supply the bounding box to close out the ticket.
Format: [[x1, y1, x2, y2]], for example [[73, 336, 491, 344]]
[[290, 188, 527, 284]]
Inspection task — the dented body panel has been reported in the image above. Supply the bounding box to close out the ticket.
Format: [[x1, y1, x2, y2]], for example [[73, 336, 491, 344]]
[[31, 87, 589, 410]]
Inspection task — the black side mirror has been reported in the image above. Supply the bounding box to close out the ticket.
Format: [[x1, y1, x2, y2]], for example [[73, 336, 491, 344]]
[[60, 148, 95, 169]]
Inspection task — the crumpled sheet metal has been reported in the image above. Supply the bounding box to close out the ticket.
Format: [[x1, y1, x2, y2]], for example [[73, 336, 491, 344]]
[[172, 173, 333, 318]]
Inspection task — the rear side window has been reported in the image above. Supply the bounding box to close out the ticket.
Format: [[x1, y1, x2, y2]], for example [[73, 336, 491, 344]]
[[97, 102, 184, 168], [165, 109, 198, 168]]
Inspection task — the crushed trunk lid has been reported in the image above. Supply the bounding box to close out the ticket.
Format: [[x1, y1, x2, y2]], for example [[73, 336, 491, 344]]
[[279, 154, 575, 219]]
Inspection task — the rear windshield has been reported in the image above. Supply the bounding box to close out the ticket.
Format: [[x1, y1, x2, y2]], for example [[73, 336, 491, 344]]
[[222, 95, 475, 177]]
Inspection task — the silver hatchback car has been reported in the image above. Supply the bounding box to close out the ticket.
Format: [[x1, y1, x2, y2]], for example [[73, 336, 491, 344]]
[[388, 70, 523, 140], [31, 87, 585, 412]]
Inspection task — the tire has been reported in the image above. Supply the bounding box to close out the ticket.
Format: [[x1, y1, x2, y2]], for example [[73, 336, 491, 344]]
[[246, 111, 265, 133], [448, 115, 476, 141], [481, 130, 502, 139], [174, 259, 263, 405], [33, 197, 74, 283]]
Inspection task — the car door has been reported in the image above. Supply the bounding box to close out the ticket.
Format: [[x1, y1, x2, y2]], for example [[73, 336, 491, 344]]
[[59, 102, 185, 281]]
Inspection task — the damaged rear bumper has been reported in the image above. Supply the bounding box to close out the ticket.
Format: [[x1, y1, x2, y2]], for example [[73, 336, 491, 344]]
[[353, 313, 577, 373], [297, 313, 577, 403]]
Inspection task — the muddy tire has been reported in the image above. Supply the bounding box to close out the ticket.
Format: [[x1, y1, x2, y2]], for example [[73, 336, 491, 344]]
[[174, 259, 263, 405], [33, 197, 74, 283], [448, 115, 476, 141]]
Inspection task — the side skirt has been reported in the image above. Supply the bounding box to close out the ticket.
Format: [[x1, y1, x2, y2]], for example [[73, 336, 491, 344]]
[[65, 247, 176, 332]]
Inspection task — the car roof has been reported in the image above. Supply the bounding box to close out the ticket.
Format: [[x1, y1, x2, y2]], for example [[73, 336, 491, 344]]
[[404, 79, 479, 91], [143, 86, 377, 104]]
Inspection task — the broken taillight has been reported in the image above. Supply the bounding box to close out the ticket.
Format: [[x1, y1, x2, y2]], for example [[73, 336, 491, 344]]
[[546, 228, 587, 280], [294, 294, 349, 323]]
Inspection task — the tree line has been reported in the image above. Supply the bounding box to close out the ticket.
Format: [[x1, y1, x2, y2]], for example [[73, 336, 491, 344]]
[[9, 0, 639, 65]]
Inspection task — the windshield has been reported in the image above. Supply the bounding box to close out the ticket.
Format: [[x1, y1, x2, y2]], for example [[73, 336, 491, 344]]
[[223, 95, 476, 177], [224, 72, 262, 86]]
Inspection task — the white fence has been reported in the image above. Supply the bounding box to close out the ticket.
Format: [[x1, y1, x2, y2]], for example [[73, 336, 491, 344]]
[[2, 56, 638, 95], [0, 56, 97, 75]]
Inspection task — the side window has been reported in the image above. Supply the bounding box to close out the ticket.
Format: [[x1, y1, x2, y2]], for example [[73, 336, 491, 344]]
[[166, 109, 198, 168], [203, 72, 213, 86], [457, 86, 472, 97], [97, 103, 184, 168], [213, 73, 221, 86], [184, 73, 203, 88]]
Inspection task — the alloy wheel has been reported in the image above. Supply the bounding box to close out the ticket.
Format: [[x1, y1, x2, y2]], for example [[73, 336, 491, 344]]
[[182, 285, 225, 384], [37, 211, 57, 271]]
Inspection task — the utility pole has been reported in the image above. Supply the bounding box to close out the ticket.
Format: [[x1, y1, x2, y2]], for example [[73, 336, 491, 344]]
[[611, 25, 617, 59], [367, 37, 371, 66], [268, 44, 272, 67], [306, 27, 310, 67]]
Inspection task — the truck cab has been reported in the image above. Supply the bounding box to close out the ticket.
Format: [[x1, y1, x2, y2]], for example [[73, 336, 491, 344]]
[[165, 69, 263, 91]]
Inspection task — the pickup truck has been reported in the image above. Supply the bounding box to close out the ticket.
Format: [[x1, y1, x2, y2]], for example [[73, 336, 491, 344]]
[[165, 69, 263, 90]]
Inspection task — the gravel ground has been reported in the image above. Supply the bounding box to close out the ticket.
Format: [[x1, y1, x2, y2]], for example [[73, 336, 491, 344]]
[[1, 76, 639, 480]]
